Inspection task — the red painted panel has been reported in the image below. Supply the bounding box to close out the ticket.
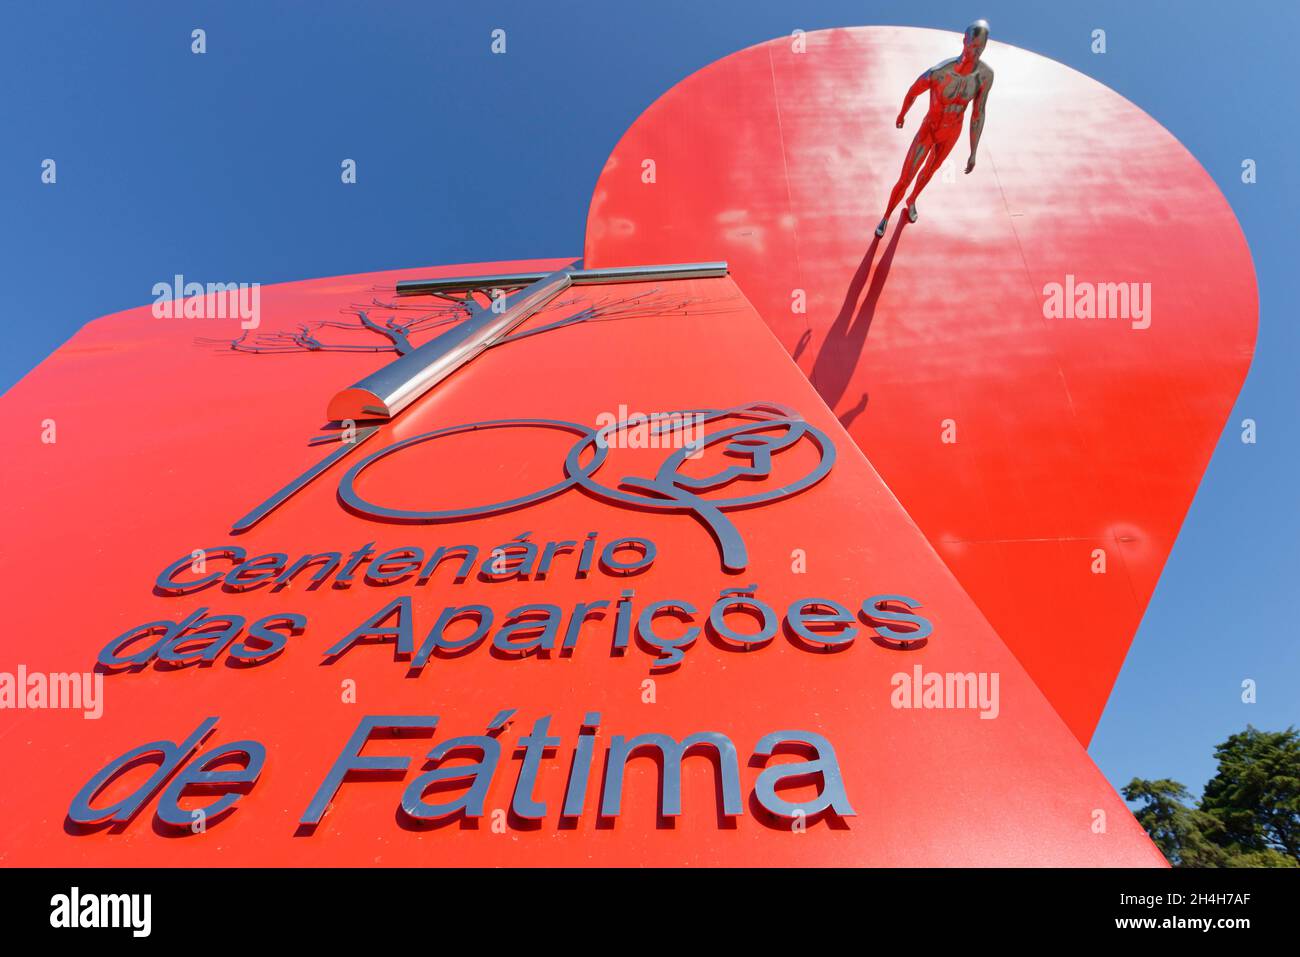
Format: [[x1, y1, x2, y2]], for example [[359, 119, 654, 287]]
[[583, 26, 1257, 742], [0, 262, 1162, 865]]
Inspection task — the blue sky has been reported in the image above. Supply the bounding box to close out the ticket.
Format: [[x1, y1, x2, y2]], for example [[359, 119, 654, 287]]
[[3, 0, 1296, 801]]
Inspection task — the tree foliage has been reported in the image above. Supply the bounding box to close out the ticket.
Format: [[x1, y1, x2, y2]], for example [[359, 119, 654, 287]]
[[1124, 725, 1300, 867]]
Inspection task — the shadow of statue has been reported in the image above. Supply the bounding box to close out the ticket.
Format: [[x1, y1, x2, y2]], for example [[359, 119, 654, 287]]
[[811, 221, 906, 411], [838, 392, 870, 430]]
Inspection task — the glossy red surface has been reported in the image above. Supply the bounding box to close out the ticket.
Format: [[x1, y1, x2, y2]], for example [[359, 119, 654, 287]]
[[584, 26, 1257, 742], [0, 262, 1163, 865]]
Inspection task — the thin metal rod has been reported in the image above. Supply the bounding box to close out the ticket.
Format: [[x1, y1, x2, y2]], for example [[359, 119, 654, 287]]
[[394, 261, 727, 297]]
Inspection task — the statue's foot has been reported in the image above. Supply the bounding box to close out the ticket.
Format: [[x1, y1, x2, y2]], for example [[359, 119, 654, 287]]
[[907, 203, 919, 223], [874, 216, 889, 238]]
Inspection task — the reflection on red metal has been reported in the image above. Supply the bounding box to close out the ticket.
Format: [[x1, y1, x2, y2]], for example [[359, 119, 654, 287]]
[[584, 26, 1257, 743]]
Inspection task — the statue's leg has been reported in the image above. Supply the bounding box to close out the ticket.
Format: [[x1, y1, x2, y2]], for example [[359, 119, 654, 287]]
[[905, 130, 959, 217], [884, 131, 931, 219]]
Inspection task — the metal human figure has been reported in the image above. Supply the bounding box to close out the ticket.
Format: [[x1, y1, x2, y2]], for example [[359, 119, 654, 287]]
[[875, 20, 994, 237]]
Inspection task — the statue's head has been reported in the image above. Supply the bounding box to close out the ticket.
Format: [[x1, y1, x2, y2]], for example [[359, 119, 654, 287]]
[[963, 20, 990, 60]]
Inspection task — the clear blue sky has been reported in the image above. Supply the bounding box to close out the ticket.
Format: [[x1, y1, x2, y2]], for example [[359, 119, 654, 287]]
[[2, 1, 1296, 800]]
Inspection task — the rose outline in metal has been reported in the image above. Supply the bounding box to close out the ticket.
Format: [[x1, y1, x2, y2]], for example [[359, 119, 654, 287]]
[[337, 402, 836, 572]]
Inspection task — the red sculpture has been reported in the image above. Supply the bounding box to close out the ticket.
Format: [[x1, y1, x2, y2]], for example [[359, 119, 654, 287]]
[[876, 20, 994, 237]]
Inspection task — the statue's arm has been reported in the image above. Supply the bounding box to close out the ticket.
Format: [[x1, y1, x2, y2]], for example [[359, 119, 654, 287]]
[[896, 71, 931, 128], [966, 69, 993, 172]]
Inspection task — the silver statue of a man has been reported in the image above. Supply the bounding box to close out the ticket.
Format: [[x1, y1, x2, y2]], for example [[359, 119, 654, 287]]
[[875, 20, 994, 237]]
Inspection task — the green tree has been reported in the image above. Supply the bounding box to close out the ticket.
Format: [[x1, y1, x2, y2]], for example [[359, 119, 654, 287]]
[[1124, 725, 1300, 868], [1201, 726, 1300, 859], [1122, 778, 1231, 867]]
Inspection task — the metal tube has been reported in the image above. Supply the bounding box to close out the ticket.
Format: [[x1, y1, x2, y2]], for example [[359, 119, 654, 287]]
[[328, 267, 574, 421], [568, 262, 728, 284], [394, 271, 551, 296]]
